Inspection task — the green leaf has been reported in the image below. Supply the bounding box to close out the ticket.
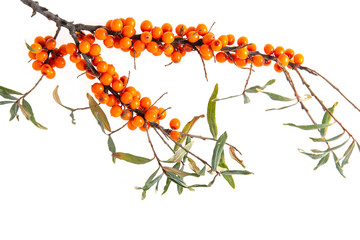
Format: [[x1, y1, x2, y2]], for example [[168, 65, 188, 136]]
[[243, 93, 250, 104], [207, 83, 218, 138], [298, 149, 327, 159], [0, 101, 14, 105], [163, 167, 190, 178], [21, 99, 47, 130], [25, 41, 40, 53], [167, 141, 194, 162], [219, 151, 235, 189], [313, 153, 330, 170], [87, 93, 111, 132], [266, 102, 298, 111], [162, 177, 172, 195], [199, 166, 206, 176], [310, 131, 345, 142], [167, 172, 190, 189], [9, 103, 19, 121], [221, 170, 254, 175], [107, 136, 116, 153], [341, 141, 355, 168], [333, 152, 346, 178], [284, 122, 334, 130], [245, 79, 276, 93], [0, 90, 18, 100], [324, 138, 349, 153], [211, 131, 228, 170], [142, 168, 161, 191], [112, 152, 153, 164], [258, 90, 294, 101], [174, 114, 204, 151], [188, 158, 200, 174], [0, 86, 22, 95], [320, 102, 337, 137]]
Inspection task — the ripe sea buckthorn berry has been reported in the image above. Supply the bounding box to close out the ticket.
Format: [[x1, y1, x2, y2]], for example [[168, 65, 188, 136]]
[[200, 44, 211, 56], [161, 23, 173, 32], [113, 37, 122, 49], [149, 106, 159, 114], [252, 55, 265, 67], [274, 63, 283, 73], [264, 59, 272, 66], [140, 20, 153, 32], [48, 57, 56, 68], [169, 118, 180, 130], [97, 61, 108, 73], [45, 38, 56, 50], [121, 76, 129, 86], [133, 40, 146, 52], [227, 34, 235, 45], [66, 43, 77, 55], [124, 17, 135, 27], [163, 44, 174, 56], [103, 36, 115, 48], [171, 51, 182, 63], [76, 59, 87, 71], [234, 58, 247, 67], [98, 93, 109, 104], [28, 51, 36, 60], [30, 43, 42, 53], [218, 35, 229, 47], [40, 64, 52, 76], [106, 95, 117, 107], [91, 83, 104, 94], [210, 39, 223, 51], [151, 26, 163, 39], [186, 26, 196, 35], [92, 56, 103, 66], [162, 32, 175, 44], [140, 97, 151, 110], [44, 35, 53, 41], [106, 20, 112, 29], [111, 19, 123, 32], [32, 60, 43, 71], [285, 48, 295, 59], [120, 92, 133, 105], [127, 120, 137, 131], [106, 64, 116, 76], [264, 44, 274, 55], [215, 52, 227, 63], [201, 51, 213, 60], [187, 31, 199, 43], [202, 32, 215, 45], [170, 130, 181, 141], [278, 54, 289, 67], [110, 105, 123, 117], [121, 109, 133, 120], [58, 44, 68, 56], [153, 46, 163, 56], [79, 41, 91, 54], [130, 98, 140, 109], [122, 25, 135, 37], [235, 47, 249, 59], [274, 46, 285, 57], [47, 69, 56, 79], [125, 86, 137, 96], [76, 32, 85, 41], [95, 28, 108, 40], [34, 36, 46, 46], [294, 53, 304, 65], [100, 73, 113, 86], [86, 69, 96, 79], [157, 108, 167, 120], [134, 91, 141, 100], [132, 116, 145, 128], [247, 43, 257, 51], [36, 50, 48, 62], [119, 37, 132, 49], [237, 36, 248, 46], [89, 44, 101, 57], [146, 41, 158, 53], [55, 56, 66, 68], [196, 24, 208, 36], [112, 79, 124, 92], [144, 110, 157, 122], [70, 54, 81, 63], [175, 24, 187, 36], [141, 31, 152, 43], [84, 34, 95, 45]]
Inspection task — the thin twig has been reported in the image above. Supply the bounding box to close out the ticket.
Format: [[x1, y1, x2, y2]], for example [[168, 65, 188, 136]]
[[149, 92, 168, 109], [242, 62, 253, 94], [194, 47, 208, 82], [107, 122, 128, 136], [15, 75, 44, 104], [153, 127, 175, 154]]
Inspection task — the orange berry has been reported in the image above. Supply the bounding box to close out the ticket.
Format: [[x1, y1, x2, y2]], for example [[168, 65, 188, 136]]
[[30, 43, 42, 53], [45, 38, 56, 50], [134, 91, 141, 100], [86, 69, 96, 79], [201, 50, 213, 60], [76, 59, 87, 71], [215, 52, 227, 63], [125, 86, 137, 96], [58, 44, 68, 56], [79, 41, 91, 54], [34, 36, 46, 47], [70, 53, 81, 63], [119, 37, 132, 49], [274, 46, 285, 57], [130, 98, 140, 109], [252, 55, 265, 67], [66, 43, 77, 55], [144, 110, 157, 122], [218, 35, 229, 46], [28, 51, 36, 60], [140, 97, 151, 109], [124, 17, 135, 27], [103, 36, 115, 48], [151, 26, 163, 39], [106, 95, 117, 107], [100, 73, 113, 86], [92, 56, 103, 66], [163, 44, 174, 56], [32, 60, 43, 71], [89, 44, 101, 57], [105, 20, 112, 29], [121, 109, 133, 120], [157, 108, 167, 120], [106, 64, 116, 76], [196, 24, 208, 36], [141, 31, 152, 43], [264, 44, 274, 55], [161, 23, 173, 32], [140, 20, 153, 32], [120, 92, 133, 105], [91, 83, 104, 94], [132, 116, 145, 127], [202, 32, 215, 45], [83, 34, 95, 45], [46, 68, 56, 79], [127, 120, 137, 131], [121, 76, 129, 86], [235, 47, 249, 59], [175, 24, 187, 36], [171, 51, 182, 63], [200, 44, 212, 56], [294, 54, 304, 65], [36, 50, 48, 62], [278, 54, 289, 67], [95, 28, 108, 40], [146, 41, 158, 53], [264, 59, 272, 66], [40, 64, 52, 76], [227, 34, 235, 45], [112, 79, 124, 92], [210, 39, 223, 51], [111, 19, 123, 32], [54, 56, 66, 68], [97, 61, 108, 73], [133, 40, 146, 52], [234, 58, 247, 67], [110, 105, 123, 117], [274, 63, 283, 73], [122, 25, 135, 38], [169, 118, 180, 130], [170, 130, 181, 141], [285, 48, 295, 59], [98, 93, 109, 104], [187, 31, 199, 43], [162, 32, 175, 44], [153, 46, 163, 56], [247, 43, 257, 51], [237, 36, 248, 46]]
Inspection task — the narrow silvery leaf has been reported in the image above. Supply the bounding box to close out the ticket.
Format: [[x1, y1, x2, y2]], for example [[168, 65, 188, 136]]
[[310, 131, 345, 142], [284, 122, 333, 130], [211, 132, 228, 170], [87, 93, 111, 132], [112, 152, 153, 164], [245, 79, 276, 93], [333, 152, 346, 178], [320, 102, 337, 137], [9, 103, 19, 121], [221, 170, 254, 175], [313, 153, 330, 170], [207, 83, 218, 138], [341, 141, 355, 168], [168, 141, 194, 162], [0, 86, 22, 95]]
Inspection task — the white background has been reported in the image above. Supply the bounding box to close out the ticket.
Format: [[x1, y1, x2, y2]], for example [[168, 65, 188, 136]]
[[1, 0, 360, 239]]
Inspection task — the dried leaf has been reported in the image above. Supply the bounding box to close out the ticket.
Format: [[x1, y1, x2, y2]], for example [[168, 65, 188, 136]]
[[229, 146, 245, 168], [163, 167, 190, 178], [87, 93, 111, 132], [174, 114, 204, 151], [188, 158, 200, 174]]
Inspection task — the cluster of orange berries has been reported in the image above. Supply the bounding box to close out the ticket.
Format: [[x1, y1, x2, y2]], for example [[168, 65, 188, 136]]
[[28, 36, 65, 78]]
